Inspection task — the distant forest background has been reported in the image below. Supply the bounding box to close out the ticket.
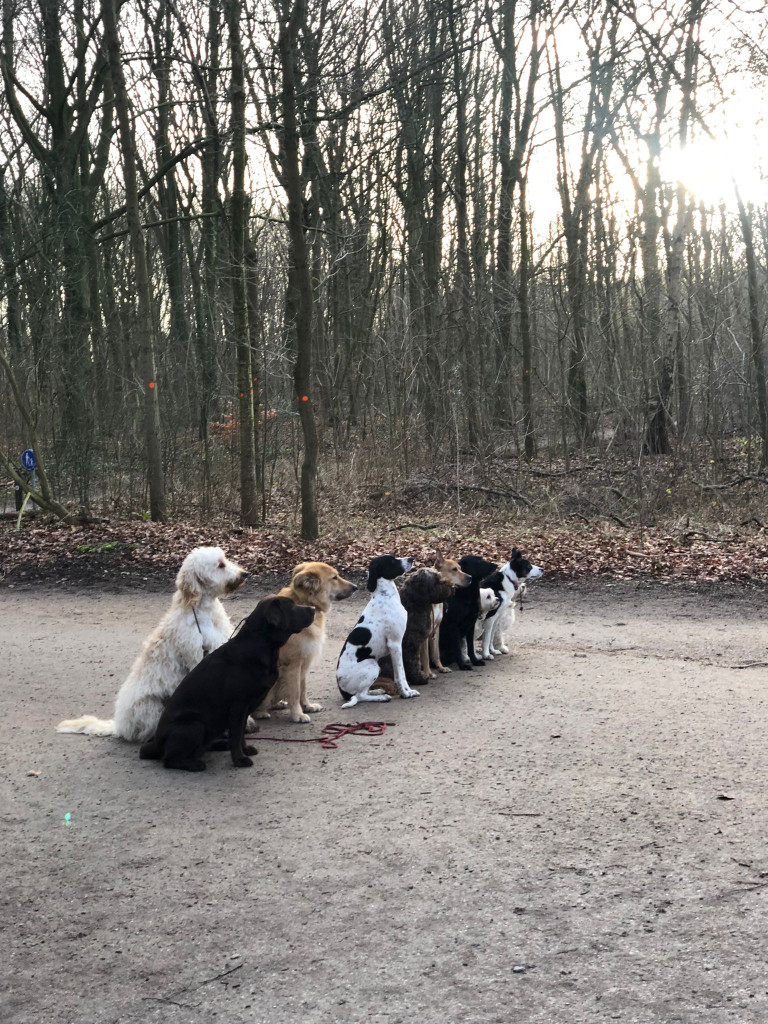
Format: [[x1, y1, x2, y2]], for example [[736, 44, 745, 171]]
[[1, 0, 767, 540]]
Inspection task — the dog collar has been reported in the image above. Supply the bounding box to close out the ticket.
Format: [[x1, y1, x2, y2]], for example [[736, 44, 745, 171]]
[[502, 568, 519, 590], [192, 607, 211, 655]]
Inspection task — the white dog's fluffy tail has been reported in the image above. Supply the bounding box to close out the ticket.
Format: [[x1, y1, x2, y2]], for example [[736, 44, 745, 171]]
[[56, 715, 115, 736]]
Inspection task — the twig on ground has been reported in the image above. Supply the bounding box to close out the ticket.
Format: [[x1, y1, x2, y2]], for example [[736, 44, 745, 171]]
[[197, 963, 244, 987], [498, 811, 543, 817]]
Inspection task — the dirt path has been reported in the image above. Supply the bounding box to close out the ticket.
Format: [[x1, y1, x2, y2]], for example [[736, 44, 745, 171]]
[[3, 580, 768, 1023]]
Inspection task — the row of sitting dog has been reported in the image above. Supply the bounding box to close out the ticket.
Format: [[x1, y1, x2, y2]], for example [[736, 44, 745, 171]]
[[336, 549, 542, 707], [56, 545, 542, 771]]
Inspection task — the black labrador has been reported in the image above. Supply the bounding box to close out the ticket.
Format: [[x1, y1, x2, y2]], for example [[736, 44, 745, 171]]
[[139, 596, 314, 771], [438, 555, 498, 670]]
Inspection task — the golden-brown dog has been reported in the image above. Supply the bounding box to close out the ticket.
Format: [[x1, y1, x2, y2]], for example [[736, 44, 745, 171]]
[[424, 551, 471, 678], [254, 562, 357, 723]]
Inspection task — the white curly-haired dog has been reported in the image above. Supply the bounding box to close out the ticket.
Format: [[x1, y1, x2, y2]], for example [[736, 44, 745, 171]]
[[56, 547, 248, 742]]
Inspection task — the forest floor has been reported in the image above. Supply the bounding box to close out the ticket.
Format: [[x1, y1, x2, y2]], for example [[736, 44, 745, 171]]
[[5, 441, 768, 588], [4, 578, 768, 1023]]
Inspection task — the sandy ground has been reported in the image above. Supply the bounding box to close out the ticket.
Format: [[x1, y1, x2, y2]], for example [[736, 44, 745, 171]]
[[3, 578, 768, 1024]]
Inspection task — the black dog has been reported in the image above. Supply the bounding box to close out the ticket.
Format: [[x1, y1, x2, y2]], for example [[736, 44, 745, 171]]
[[438, 555, 498, 670], [139, 596, 314, 771], [379, 568, 456, 687]]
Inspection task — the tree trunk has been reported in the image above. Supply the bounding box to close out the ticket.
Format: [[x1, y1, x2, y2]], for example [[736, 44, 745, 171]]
[[279, 0, 318, 540], [519, 177, 535, 460], [448, 0, 480, 450], [736, 191, 768, 468], [102, 0, 165, 519], [228, 0, 259, 525]]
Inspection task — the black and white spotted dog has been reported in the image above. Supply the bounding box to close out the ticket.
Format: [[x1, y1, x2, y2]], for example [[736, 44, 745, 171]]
[[478, 549, 542, 660], [336, 555, 417, 708]]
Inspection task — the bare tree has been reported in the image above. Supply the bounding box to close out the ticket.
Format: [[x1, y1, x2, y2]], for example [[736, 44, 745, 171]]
[[102, 0, 166, 519]]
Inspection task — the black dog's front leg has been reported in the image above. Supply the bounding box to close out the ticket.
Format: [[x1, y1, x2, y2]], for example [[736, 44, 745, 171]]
[[465, 626, 485, 666], [447, 636, 472, 671], [228, 706, 255, 767]]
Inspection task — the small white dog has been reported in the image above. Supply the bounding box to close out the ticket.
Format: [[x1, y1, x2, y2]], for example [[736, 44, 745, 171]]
[[336, 555, 417, 708], [474, 586, 502, 638], [478, 549, 542, 660], [56, 547, 247, 742]]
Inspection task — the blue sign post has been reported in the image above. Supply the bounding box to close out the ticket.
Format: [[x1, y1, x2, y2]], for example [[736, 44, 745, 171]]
[[15, 449, 37, 515]]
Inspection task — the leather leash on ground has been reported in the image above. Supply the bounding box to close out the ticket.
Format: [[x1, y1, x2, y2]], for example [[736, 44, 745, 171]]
[[245, 721, 395, 749]]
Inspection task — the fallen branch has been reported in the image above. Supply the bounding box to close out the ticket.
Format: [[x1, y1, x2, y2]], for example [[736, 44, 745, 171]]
[[607, 513, 630, 529], [682, 530, 740, 543], [404, 479, 533, 507], [522, 466, 594, 478], [455, 483, 533, 507], [388, 522, 440, 532], [694, 474, 768, 490]]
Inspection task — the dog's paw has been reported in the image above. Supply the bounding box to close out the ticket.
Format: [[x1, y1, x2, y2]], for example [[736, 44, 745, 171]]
[[245, 717, 259, 732], [234, 755, 254, 768], [499, 645, 509, 654], [166, 759, 206, 772], [484, 653, 494, 661], [439, 666, 451, 674], [253, 711, 271, 720], [302, 702, 323, 714], [290, 712, 312, 724], [243, 744, 258, 756], [459, 662, 473, 671], [401, 687, 420, 699], [272, 700, 288, 709]]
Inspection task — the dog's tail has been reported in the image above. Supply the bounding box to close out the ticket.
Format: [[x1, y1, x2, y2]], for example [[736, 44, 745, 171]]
[[56, 715, 114, 736]]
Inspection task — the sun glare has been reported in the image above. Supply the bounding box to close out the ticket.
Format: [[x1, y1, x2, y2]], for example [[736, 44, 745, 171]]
[[661, 133, 766, 207]]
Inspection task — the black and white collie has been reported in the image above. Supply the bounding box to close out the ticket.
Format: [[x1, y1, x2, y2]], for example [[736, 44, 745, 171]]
[[478, 549, 542, 660], [336, 555, 417, 708]]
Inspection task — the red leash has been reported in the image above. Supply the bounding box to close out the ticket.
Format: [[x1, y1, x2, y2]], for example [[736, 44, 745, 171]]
[[245, 721, 396, 750]]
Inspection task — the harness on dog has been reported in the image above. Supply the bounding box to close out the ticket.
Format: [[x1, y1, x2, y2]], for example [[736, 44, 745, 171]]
[[192, 607, 211, 656]]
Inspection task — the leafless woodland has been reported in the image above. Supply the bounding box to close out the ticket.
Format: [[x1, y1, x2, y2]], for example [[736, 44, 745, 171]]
[[1, 0, 767, 539]]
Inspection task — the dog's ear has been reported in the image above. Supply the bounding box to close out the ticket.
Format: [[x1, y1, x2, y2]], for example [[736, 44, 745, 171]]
[[293, 569, 321, 594], [264, 598, 287, 627], [434, 550, 445, 566], [176, 560, 203, 607], [366, 558, 382, 592], [407, 570, 429, 602]]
